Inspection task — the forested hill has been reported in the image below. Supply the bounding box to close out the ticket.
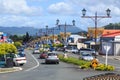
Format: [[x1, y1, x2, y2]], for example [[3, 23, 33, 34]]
[[104, 23, 120, 29]]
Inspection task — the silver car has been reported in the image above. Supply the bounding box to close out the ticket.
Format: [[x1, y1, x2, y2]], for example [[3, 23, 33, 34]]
[[45, 53, 59, 64], [79, 52, 94, 61]]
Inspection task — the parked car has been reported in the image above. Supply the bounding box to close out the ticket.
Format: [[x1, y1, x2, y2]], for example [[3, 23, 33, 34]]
[[13, 52, 27, 66], [65, 46, 79, 54], [79, 48, 98, 56], [55, 47, 65, 52], [0, 56, 5, 67], [39, 52, 47, 59], [33, 48, 40, 54], [45, 52, 59, 64], [79, 52, 94, 61]]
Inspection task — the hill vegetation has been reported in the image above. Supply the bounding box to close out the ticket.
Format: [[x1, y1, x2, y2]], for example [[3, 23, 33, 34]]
[[104, 22, 120, 29]]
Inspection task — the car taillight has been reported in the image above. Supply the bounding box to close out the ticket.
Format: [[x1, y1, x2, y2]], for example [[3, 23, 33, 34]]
[[16, 59, 26, 61], [16, 59, 21, 61]]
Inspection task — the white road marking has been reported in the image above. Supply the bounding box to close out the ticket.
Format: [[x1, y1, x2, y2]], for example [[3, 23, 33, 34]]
[[25, 52, 39, 71]]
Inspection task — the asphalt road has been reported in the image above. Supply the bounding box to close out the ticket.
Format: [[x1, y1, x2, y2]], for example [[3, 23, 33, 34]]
[[0, 50, 119, 80]]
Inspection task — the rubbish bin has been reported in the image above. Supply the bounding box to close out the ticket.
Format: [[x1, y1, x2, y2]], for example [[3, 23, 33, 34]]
[[6, 58, 14, 67]]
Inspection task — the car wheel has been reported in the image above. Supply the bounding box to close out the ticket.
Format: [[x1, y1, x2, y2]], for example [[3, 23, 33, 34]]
[[45, 61, 48, 64], [57, 62, 59, 64], [13, 62, 16, 66], [20, 64, 24, 66], [72, 52, 75, 54]]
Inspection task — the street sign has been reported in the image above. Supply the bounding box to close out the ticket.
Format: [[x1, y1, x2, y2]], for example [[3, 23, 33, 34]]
[[103, 42, 111, 66], [91, 58, 98, 69]]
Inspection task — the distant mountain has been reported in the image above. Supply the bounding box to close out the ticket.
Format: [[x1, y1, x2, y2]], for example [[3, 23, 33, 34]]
[[0, 26, 38, 35], [49, 26, 84, 34], [0, 26, 84, 35]]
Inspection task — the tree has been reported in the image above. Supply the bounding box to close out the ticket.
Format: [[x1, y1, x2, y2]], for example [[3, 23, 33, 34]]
[[23, 32, 30, 43], [0, 43, 6, 55], [0, 43, 17, 55], [104, 22, 120, 29], [14, 41, 22, 48], [9, 35, 23, 42]]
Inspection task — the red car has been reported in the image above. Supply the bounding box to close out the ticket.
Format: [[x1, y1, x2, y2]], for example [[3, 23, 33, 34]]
[[39, 52, 47, 59]]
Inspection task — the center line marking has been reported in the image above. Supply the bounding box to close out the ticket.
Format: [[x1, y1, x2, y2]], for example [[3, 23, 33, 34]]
[[25, 52, 39, 71]]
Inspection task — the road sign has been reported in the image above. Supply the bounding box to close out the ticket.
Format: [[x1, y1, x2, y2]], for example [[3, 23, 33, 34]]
[[103, 42, 111, 66], [91, 58, 98, 69]]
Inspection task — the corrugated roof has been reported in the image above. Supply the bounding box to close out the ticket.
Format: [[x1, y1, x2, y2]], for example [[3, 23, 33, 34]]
[[102, 30, 120, 37]]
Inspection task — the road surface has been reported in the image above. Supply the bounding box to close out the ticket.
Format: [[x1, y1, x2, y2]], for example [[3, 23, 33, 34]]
[[0, 50, 119, 80]]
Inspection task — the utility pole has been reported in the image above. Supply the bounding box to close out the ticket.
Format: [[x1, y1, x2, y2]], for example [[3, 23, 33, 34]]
[[81, 8, 111, 48], [56, 19, 75, 46]]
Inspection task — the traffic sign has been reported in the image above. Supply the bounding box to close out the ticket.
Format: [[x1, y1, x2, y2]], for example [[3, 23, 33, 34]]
[[91, 58, 98, 69], [103, 42, 111, 66]]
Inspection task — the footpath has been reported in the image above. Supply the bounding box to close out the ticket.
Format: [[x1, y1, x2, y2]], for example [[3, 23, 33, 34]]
[[102, 56, 120, 60], [0, 67, 22, 73]]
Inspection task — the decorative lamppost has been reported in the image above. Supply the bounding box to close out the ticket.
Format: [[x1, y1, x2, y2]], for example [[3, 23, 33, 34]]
[[56, 19, 75, 46], [45, 25, 48, 45], [81, 8, 111, 46]]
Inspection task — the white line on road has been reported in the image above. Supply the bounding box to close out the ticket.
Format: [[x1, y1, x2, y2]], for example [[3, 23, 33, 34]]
[[25, 52, 40, 71]]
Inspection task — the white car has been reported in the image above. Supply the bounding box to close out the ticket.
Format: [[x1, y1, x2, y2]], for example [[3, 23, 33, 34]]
[[79, 48, 98, 56], [65, 46, 78, 54], [33, 48, 40, 54], [13, 53, 27, 66]]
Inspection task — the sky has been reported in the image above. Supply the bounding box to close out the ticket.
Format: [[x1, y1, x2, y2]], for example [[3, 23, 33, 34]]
[[0, 0, 120, 30]]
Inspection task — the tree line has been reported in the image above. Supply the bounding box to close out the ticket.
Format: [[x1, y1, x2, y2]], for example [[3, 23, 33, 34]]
[[104, 22, 120, 29]]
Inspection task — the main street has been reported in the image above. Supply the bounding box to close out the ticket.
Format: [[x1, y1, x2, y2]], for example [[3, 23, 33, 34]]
[[0, 50, 119, 80]]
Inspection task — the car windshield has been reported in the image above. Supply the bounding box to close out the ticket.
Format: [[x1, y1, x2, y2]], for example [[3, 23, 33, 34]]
[[82, 53, 91, 56], [48, 53, 56, 56], [18, 53, 26, 57], [80, 48, 94, 51]]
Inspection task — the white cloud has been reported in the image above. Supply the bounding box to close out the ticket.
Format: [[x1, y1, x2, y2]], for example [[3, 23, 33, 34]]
[[0, 15, 29, 26], [0, 0, 42, 16], [67, 0, 120, 16], [48, 2, 74, 15]]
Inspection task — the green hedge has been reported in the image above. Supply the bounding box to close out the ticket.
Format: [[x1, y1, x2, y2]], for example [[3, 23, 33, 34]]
[[58, 55, 91, 69]]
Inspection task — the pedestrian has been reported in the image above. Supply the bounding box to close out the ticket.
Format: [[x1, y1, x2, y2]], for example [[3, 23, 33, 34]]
[[63, 53, 68, 59]]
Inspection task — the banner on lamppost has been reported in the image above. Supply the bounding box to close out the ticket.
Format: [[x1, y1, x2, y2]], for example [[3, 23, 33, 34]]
[[60, 32, 71, 39], [49, 35, 58, 40]]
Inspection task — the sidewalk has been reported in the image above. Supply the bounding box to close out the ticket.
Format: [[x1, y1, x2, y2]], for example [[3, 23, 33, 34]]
[[102, 56, 120, 60], [0, 67, 22, 73]]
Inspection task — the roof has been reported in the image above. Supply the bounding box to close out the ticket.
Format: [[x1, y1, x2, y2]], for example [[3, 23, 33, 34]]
[[102, 30, 120, 37]]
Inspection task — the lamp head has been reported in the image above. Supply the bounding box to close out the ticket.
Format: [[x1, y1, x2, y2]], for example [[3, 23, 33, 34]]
[[82, 8, 86, 16]]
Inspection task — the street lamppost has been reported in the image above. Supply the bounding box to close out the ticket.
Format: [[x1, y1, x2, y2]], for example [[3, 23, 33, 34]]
[[56, 19, 75, 46], [81, 8, 111, 46], [46, 25, 48, 45]]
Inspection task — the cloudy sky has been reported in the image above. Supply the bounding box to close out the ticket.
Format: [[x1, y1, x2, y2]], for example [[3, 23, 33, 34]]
[[0, 0, 120, 30]]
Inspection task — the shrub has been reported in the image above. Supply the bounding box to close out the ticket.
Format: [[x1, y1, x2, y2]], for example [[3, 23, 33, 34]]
[[80, 63, 91, 69], [95, 64, 115, 71], [14, 41, 22, 48], [53, 43, 64, 47]]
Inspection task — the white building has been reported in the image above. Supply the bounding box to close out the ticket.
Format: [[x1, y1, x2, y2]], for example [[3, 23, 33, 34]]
[[67, 34, 87, 49]]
